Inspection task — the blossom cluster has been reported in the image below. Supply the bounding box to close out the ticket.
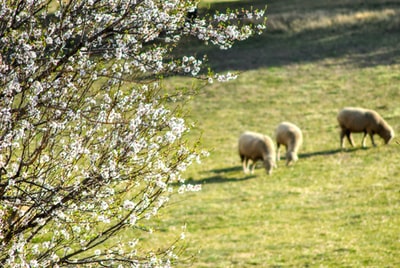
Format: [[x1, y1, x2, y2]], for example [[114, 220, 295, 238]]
[[188, 8, 267, 50], [0, 0, 266, 266]]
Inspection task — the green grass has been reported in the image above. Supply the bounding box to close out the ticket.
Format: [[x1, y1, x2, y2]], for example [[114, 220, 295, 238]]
[[140, 0, 400, 267]]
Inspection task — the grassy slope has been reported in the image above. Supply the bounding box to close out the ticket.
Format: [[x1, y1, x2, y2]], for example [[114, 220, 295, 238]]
[[145, 0, 400, 267]]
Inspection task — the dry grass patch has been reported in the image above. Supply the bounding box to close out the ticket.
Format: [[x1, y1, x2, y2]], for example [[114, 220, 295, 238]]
[[268, 8, 400, 33]]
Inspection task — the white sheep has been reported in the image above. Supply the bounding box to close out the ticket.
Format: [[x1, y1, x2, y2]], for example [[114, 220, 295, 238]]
[[238, 131, 276, 175], [275, 121, 303, 166], [337, 107, 394, 148]]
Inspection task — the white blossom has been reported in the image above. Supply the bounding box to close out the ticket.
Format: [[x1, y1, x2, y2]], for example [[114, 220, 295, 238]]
[[123, 200, 135, 210], [0, 0, 266, 265]]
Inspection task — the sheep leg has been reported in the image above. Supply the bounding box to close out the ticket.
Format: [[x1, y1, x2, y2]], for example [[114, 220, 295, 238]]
[[346, 131, 354, 147], [340, 130, 346, 148], [340, 129, 354, 148], [369, 133, 376, 147], [242, 157, 249, 174], [250, 160, 256, 174], [276, 143, 281, 161], [286, 152, 292, 166], [285, 145, 291, 165], [361, 132, 367, 147], [241, 155, 248, 173], [361, 131, 374, 147]]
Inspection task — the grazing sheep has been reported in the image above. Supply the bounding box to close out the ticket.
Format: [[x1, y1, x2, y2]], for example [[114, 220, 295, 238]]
[[337, 107, 394, 148], [238, 131, 276, 175], [275, 122, 303, 166]]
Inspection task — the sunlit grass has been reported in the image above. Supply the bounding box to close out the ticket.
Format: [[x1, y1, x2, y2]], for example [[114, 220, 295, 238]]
[[146, 60, 400, 267], [139, 0, 400, 266], [267, 8, 400, 34]]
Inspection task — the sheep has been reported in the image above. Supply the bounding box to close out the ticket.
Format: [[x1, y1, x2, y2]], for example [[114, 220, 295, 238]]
[[275, 122, 303, 166], [238, 131, 276, 175], [337, 107, 394, 148]]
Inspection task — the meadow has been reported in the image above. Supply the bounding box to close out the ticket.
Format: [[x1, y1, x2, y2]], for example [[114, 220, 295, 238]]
[[142, 0, 400, 267]]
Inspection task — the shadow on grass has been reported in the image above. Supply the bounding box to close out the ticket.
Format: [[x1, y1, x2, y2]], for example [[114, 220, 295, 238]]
[[176, 0, 400, 71], [185, 174, 256, 185], [208, 166, 243, 174], [184, 166, 256, 185], [299, 147, 368, 159], [183, 147, 372, 185], [186, 147, 367, 185], [299, 148, 342, 159]]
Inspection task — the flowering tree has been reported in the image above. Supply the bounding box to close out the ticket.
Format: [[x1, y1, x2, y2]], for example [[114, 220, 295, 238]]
[[0, 0, 266, 266]]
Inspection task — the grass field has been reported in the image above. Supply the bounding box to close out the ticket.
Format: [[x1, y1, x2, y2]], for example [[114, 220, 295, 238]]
[[142, 0, 400, 267]]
